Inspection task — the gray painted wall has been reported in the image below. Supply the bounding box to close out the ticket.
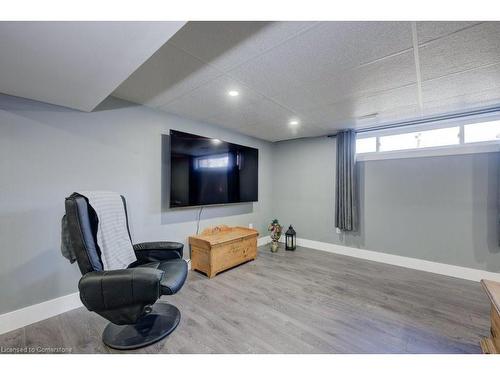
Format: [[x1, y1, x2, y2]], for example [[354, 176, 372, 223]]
[[1, 89, 498, 316], [272, 136, 500, 272], [0, 94, 273, 315]]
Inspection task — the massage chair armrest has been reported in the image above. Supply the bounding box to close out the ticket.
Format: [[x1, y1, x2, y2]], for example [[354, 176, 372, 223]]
[[78, 268, 163, 324], [133, 241, 183, 263]]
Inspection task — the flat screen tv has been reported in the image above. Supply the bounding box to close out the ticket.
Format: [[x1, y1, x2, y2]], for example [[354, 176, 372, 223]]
[[169, 130, 258, 208]]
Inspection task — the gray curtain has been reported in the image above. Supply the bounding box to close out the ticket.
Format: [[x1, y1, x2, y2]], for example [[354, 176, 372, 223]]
[[335, 129, 358, 231]]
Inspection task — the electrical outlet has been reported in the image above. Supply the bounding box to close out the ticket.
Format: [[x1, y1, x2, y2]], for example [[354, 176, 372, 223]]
[[335, 227, 341, 234], [249, 223, 254, 229]]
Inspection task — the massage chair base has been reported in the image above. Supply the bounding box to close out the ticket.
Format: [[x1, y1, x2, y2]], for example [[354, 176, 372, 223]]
[[102, 303, 181, 350]]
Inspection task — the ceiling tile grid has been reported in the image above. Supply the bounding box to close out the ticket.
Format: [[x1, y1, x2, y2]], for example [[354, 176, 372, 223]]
[[226, 22, 413, 100], [167, 21, 319, 72], [114, 22, 319, 109], [254, 50, 417, 114], [421, 63, 500, 116], [111, 21, 500, 142], [416, 21, 481, 44], [418, 22, 500, 81], [422, 63, 500, 103], [301, 84, 420, 129], [160, 75, 294, 128], [113, 42, 224, 108]]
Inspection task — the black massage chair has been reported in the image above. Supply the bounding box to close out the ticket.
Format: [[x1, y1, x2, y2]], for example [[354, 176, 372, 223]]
[[62, 193, 187, 350]]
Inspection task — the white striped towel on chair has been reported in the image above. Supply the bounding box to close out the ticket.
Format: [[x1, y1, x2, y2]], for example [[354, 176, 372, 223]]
[[78, 191, 137, 270]]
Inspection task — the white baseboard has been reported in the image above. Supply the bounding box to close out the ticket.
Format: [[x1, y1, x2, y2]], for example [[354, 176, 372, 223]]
[[2, 236, 497, 336], [257, 235, 271, 247], [0, 259, 193, 335], [0, 292, 82, 335], [280, 236, 500, 282]]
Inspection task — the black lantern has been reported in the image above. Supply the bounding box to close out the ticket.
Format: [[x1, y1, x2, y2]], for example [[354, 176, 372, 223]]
[[285, 225, 296, 251]]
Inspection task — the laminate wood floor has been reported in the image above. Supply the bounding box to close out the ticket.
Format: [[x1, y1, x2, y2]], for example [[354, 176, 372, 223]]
[[0, 245, 491, 353]]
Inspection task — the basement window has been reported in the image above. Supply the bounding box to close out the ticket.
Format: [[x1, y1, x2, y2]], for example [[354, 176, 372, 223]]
[[379, 127, 460, 152], [464, 120, 500, 143], [355, 117, 500, 160], [356, 137, 376, 154]]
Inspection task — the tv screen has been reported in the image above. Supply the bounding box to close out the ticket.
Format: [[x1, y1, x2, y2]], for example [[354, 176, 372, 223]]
[[169, 130, 259, 208]]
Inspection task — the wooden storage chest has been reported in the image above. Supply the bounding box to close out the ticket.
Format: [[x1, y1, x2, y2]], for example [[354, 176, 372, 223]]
[[189, 225, 259, 278], [480, 279, 500, 354]]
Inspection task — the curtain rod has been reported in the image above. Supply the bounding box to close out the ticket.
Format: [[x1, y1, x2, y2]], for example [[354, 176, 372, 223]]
[[327, 105, 500, 137]]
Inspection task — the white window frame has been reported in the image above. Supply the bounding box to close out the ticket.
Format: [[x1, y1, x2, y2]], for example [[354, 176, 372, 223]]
[[356, 112, 500, 162]]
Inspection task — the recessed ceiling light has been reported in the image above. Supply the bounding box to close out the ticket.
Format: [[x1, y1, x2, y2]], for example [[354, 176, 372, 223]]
[[211, 138, 222, 145], [289, 119, 300, 126], [228, 90, 239, 97]]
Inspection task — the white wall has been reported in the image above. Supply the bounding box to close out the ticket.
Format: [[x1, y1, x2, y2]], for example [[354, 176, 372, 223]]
[[0, 94, 273, 315]]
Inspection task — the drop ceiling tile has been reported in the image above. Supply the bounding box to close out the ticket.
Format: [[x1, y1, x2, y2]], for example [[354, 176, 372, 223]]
[[310, 108, 423, 132], [237, 122, 329, 142], [207, 104, 294, 132], [422, 63, 500, 103], [169, 21, 317, 71], [422, 63, 500, 114], [300, 84, 419, 126], [353, 85, 420, 119], [236, 124, 286, 142], [228, 22, 413, 99], [416, 21, 481, 44], [113, 43, 222, 107], [157, 75, 245, 121], [211, 108, 323, 141], [284, 124, 330, 140], [362, 105, 422, 127], [111, 21, 500, 142], [420, 90, 500, 118], [419, 22, 500, 81], [205, 101, 292, 130], [266, 50, 416, 112], [310, 103, 422, 133], [159, 75, 293, 128]]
